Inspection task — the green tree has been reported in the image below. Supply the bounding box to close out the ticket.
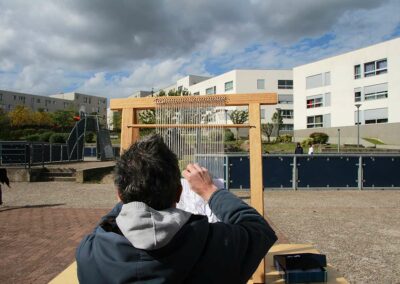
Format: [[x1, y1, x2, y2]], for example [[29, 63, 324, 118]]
[[262, 123, 274, 143], [138, 109, 156, 137], [138, 109, 155, 124], [112, 111, 122, 131], [0, 109, 11, 139], [51, 110, 75, 132], [8, 105, 33, 128], [272, 111, 283, 138], [229, 110, 249, 141], [32, 109, 53, 128]]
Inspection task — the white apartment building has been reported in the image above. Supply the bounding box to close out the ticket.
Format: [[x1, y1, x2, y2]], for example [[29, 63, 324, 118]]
[[293, 37, 400, 145], [0, 90, 107, 120], [158, 69, 293, 133]]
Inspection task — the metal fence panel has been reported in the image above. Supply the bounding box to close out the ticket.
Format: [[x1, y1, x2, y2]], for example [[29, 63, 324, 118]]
[[297, 156, 358, 188], [263, 156, 293, 188], [228, 156, 250, 189], [0, 143, 27, 164], [363, 156, 400, 187], [31, 144, 44, 164], [51, 144, 62, 162]]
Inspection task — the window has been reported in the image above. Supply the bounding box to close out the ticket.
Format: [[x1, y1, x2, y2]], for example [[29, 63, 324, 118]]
[[84, 97, 88, 103], [0, 94, 2, 101], [260, 109, 265, 119], [361, 107, 388, 125], [224, 81, 233, 92], [281, 124, 294, 131], [278, 80, 293, 89], [364, 59, 387, 77], [206, 86, 216, 95], [364, 83, 388, 101], [306, 74, 323, 89], [177, 86, 183, 92], [37, 99, 41, 103], [278, 94, 293, 104], [306, 96, 323, 108], [193, 92, 200, 96], [354, 65, 361, 79], [89, 98, 91, 104], [306, 72, 330, 89], [257, 79, 265, 89], [365, 118, 388, 124], [355, 91, 362, 102], [307, 115, 323, 128], [324, 72, 331, 85], [280, 109, 293, 119], [13, 95, 17, 100]]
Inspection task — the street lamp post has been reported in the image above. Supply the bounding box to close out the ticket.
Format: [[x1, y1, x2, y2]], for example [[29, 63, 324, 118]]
[[355, 103, 362, 148], [276, 107, 281, 138], [337, 128, 341, 153]]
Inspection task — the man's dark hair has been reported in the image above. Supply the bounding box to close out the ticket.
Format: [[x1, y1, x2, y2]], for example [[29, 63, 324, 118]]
[[114, 134, 181, 210]]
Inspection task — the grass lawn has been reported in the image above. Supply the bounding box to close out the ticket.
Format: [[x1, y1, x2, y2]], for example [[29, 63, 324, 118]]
[[363, 137, 385, 145]]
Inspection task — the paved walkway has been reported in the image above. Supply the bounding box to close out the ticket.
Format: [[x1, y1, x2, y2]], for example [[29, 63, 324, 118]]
[[0, 207, 107, 283], [1, 183, 399, 283], [0, 184, 287, 283]]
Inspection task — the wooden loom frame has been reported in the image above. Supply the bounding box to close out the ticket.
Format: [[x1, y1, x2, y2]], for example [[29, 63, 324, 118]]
[[110, 93, 277, 283]]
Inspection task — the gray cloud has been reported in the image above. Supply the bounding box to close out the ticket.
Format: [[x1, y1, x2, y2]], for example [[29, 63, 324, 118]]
[[0, 0, 392, 70], [0, 0, 398, 97]]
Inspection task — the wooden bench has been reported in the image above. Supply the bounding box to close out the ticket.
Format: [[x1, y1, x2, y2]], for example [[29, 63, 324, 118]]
[[49, 244, 348, 284]]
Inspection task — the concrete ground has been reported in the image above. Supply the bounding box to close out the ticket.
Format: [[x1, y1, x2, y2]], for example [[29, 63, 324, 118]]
[[0, 182, 399, 283]]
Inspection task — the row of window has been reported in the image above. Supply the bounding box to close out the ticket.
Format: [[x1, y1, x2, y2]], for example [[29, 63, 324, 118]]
[[354, 83, 388, 102], [260, 109, 293, 120], [307, 108, 389, 129], [204, 79, 294, 94], [354, 58, 387, 79], [306, 93, 330, 109], [306, 72, 331, 89]]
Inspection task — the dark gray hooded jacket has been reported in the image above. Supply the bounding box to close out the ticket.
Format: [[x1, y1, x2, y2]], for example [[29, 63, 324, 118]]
[[76, 189, 277, 284]]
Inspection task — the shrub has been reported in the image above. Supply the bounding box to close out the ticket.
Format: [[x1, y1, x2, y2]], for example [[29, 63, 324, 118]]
[[310, 132, 329, 144], [25, 134, 41, 141], [276, 134, 293, 143], [301, 138, 314, 148], [224, 143, 243, 152], [224, 129, 235, 142], [39, 131, 55, 142], [49, 133, 69, 144], [22, 128, 37, 137]]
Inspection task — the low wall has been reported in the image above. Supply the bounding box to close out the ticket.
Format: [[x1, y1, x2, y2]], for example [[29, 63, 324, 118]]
[[294, 122, 400, 146], [5, 168, 30, 182], [76, 166, 115, 183]]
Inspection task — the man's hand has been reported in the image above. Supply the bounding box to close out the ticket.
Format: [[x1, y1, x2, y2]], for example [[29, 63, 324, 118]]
[[182, 163, 218, 201]]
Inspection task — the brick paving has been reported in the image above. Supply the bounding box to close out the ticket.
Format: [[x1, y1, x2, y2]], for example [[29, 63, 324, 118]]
[[0, 207, 109, 284], [0, 184, 288, 284], [2, 181, 398, 283]]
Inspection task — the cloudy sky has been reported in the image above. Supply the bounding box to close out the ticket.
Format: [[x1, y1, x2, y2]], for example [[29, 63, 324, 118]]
[[0, 0, 399, 99]]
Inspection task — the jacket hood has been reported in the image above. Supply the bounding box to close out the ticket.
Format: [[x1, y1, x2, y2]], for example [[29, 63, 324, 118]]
[[116, 202, 192, 250]]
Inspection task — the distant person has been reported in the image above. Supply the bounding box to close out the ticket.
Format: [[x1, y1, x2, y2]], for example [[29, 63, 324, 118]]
[[76, 134, 277, 284], [0, 168, 10, 205], [295, 143, 304, 154], [308, 144, 314, 155]]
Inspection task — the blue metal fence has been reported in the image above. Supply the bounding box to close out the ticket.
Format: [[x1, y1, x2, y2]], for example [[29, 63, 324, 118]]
[[0, 141, 72, 168], [226, 154, 400, 190]]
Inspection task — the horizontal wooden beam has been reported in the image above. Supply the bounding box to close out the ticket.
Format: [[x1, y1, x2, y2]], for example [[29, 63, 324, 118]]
[[128, 124, 254, 128], [110, 93, 277, 110]]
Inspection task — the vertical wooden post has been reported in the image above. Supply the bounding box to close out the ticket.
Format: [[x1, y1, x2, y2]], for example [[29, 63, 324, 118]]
[[120, 108, 139, 153], [248, 102, 265, 283]]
